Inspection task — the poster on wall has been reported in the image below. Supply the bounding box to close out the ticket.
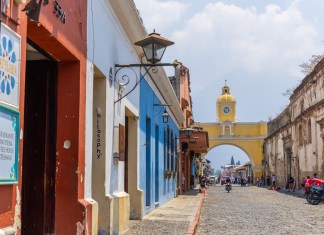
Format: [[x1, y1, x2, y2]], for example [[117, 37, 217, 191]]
[[0, 22, 21, 108], [0, 105, 19, 184]]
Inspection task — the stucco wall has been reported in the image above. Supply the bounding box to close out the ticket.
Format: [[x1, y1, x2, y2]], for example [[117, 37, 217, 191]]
[[140, 79, 179, 215]]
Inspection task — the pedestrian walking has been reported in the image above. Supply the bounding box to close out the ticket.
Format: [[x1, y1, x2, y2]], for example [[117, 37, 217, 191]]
[[256, 177, 260, 187], [190, 175, 194, 189], [288, 175, 294, 192], [261, 175, 265, 187], [271, 174, 276, 190], [266, 175, 271, 188], [182, 172, 185, 192], [247, 175, 251, 186]]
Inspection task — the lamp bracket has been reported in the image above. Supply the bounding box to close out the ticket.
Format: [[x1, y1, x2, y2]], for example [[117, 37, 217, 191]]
[[114, 63, 178, 103]]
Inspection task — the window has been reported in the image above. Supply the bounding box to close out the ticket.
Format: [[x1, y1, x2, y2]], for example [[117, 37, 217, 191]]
[[298, 125, 303, 146], [307, 119, 312, 144], [164, 127, 167, 170], [171, 131, 174, 171], [164, 126, 171, 171]]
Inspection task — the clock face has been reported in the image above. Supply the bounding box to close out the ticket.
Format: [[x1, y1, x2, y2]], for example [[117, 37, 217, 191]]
[[223, 106, 231, 114]]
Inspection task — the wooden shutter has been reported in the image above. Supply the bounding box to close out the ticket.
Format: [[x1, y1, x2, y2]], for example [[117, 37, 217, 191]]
[[119, 124, 125, 161]]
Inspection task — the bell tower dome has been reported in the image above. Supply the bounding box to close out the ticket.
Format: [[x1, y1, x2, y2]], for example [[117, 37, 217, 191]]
[[217, 81, 236, 122]]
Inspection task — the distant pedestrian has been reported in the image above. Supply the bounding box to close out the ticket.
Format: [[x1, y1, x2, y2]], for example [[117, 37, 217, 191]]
[[288, 175, 294, 192], [266, 175, 271, 188], [247, 176, 251, 186], [313, 173, 318, 179], [271, 174, 276, 190], [256, 177, 260, 187], [182, 173, 185, 192], [190, 175, 194, 189], [261, 175, 265, 187], [199, 175, 206, 192]]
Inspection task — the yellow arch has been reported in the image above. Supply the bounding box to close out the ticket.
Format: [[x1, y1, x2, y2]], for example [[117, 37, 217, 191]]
[[197, 121, 268, 177]]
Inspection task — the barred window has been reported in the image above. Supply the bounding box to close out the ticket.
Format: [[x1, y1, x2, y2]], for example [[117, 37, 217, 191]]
[[298, 125, 303, 146], [171, 131, 174, 171], [307, 119, 312, 144]]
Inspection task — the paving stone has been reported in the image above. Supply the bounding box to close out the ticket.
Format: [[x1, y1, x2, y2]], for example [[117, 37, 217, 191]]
[[196, 185, 324, 235]]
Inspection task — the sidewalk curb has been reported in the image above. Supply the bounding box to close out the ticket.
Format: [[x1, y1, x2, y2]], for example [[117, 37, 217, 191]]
[[187, 189, 206, 235]]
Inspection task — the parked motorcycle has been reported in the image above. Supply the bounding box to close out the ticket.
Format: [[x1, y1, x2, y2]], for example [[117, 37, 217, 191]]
[[225, 182, 232, 193], [305, 187, 312, 203], [308, 186, 324, 205]]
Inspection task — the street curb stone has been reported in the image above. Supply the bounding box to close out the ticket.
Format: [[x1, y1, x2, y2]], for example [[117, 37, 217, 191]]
[[187, 188, 205, 235]]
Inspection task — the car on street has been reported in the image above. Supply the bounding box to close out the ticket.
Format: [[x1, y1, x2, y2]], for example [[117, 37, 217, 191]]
[[209, 176, 216, 185], [221, 175, 230, 185]]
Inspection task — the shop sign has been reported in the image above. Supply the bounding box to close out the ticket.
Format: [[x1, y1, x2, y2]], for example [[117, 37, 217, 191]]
[[54, 1, 66, 24], [0, 23, 21, 108], [0, 105, 19, 184], [96, 108, 102, 159]]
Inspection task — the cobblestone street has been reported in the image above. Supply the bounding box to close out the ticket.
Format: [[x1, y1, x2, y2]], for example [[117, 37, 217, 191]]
[[196, 185, 324, 235]]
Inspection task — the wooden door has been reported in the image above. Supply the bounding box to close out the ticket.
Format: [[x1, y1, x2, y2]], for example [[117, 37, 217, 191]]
[[22, 60, 57, 234]]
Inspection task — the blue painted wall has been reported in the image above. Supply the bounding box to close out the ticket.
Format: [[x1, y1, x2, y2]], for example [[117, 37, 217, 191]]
[[139, 78, 179, 215]]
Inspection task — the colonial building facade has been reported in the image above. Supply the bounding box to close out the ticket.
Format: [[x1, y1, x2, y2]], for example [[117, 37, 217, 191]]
[[0, 0, 91, 234], [170, 64, 209, 194], [264, 58, 324, 187]]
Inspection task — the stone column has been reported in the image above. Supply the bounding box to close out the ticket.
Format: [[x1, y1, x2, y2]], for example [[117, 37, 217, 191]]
[[316, 118, 324, 178]]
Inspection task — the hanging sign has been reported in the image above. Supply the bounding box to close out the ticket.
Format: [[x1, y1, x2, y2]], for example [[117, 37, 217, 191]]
[[0, 23, 21, 108], [0, 105, 19, 184]]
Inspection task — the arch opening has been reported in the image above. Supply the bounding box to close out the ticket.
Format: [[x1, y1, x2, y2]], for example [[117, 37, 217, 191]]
[[205, 144, 251, 180]]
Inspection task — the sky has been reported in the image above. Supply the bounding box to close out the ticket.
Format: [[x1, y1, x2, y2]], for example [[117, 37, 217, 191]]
[[133, 0, 324, 170]]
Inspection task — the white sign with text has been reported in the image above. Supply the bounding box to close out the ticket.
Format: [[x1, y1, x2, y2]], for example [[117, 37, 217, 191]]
[[0, 23, 21, 108], [0, 108, 18, 183]]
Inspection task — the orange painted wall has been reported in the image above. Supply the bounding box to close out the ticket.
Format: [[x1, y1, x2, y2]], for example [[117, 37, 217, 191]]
[[27, 1, 88, 234], [0, 0, 89, 233], [0, 0, 26, 229]]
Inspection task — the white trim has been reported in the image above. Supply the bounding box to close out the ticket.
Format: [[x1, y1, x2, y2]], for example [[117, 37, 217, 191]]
[[0, 227, 15, 235]]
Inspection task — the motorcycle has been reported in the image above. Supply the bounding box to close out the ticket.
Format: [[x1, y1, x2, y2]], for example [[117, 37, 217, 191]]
[[225, 182, 232, 193], [308, 186, 324, 205], [305, 187, 312, 203]]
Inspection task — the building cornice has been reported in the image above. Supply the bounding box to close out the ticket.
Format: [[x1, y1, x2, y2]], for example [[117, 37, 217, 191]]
[[108, 0, 147, 59]]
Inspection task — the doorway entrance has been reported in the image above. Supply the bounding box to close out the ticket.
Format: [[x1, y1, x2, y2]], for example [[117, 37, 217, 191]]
[[21, 42, 57, 234]]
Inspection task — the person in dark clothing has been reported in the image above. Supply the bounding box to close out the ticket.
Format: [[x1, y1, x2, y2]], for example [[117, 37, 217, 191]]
[[190, 175, 194, 189], [266, 175, 271, 187], [288, 175, 295, 192]]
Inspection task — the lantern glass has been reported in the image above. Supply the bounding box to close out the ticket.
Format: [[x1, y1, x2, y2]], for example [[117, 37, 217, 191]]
[[142, 43, 166, 64], [162, 109, 169, 123], [184, 128, 194, 138]]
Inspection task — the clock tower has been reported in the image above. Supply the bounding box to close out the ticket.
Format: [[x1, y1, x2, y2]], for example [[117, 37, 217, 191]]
[[217, 81, 236, 122]]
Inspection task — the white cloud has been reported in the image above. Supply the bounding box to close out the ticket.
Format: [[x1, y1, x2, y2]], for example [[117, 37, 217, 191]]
[[133, 0, 323, 122], [134, 0, 188, 33], [173, 2, 318, 76]]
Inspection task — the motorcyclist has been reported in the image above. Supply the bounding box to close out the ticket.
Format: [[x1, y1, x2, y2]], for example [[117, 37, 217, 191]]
[[225, 177, 232, 192], [226, 177, 231, 184]]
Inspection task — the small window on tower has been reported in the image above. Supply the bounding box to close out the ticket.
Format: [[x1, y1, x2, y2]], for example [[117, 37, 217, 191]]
[[225, 89, 228, 93]]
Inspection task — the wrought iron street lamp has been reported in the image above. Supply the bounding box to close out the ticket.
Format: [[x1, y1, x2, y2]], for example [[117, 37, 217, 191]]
[[154, 104, 171, 123], [114, 31, 178, 105], [183, 127, 194, 139], [162, 109, 169, 123], [134, 31, 174, 64]]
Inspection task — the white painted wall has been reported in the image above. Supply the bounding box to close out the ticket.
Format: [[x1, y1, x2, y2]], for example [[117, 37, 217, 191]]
[[85, 0, 140, 198]]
